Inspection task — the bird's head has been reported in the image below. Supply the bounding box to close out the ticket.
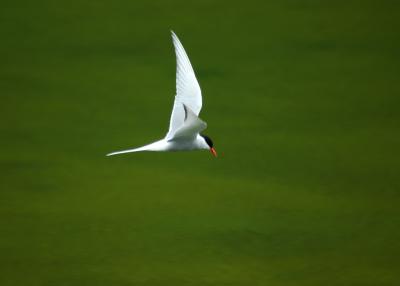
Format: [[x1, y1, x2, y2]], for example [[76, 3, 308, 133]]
[[200, 134, 217, 157]]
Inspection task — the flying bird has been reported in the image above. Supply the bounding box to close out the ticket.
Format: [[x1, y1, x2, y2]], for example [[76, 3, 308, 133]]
[[107, 31, 217, 157]]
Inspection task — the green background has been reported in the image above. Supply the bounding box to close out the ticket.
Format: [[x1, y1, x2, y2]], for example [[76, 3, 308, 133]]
[[1, 0, 399, 285]]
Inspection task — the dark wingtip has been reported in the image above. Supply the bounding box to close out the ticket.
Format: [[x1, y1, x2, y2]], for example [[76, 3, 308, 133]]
[[182, 103, 188, 121]]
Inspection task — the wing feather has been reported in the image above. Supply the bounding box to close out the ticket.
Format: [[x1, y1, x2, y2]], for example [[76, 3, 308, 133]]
[[169, 104, 207, 141], [165, 31, 202, 140]]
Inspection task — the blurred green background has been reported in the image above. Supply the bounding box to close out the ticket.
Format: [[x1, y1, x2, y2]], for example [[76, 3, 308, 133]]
[[1, 0, 399, 285]]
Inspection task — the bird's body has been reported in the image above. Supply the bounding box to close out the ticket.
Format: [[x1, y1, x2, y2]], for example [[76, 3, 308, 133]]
[[107, 31, 217, 157]]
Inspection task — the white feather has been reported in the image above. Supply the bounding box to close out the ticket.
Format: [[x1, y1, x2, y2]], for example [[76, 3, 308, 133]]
[[165, 31, 203, 140]]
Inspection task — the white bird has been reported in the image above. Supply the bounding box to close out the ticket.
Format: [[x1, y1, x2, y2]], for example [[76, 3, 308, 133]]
[[107, 31, 217, 157]]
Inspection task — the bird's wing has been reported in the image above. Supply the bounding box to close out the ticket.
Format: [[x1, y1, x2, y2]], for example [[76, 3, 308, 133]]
[[168, 104, 207, 141], [165, 31, 202, 140]]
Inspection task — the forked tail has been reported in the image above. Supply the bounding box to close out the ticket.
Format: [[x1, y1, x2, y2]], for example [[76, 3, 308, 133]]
[[106, 146, 147, 156], [106, 140, 166, 156]]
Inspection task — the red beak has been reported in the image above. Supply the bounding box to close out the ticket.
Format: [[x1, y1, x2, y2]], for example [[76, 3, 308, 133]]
[[210, 147, 217, 157]]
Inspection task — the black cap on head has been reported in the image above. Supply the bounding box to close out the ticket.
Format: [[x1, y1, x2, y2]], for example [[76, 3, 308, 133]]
[[200, 134, 213, 148]]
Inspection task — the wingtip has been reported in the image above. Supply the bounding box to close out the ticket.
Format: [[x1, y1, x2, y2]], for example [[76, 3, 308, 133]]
[[182, 103, 188, 120], [171, 30, 180, 42]]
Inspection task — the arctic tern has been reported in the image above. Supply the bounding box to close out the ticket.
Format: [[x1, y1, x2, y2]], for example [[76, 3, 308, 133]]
[[107, 31, 217, 157]]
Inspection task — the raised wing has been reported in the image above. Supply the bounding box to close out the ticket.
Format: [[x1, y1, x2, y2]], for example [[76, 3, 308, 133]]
[[169, 104, 207, 141], [165, 31, 202, 140]]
